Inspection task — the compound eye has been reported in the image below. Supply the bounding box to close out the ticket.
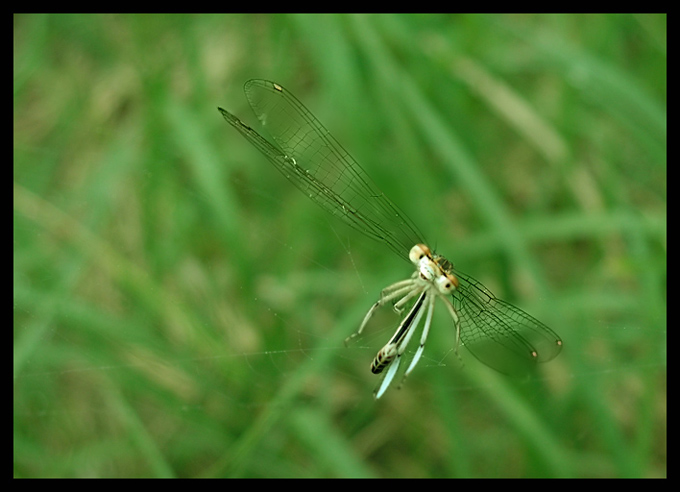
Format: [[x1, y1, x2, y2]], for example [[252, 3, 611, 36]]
[[409, 244, 432, 264], [435, 272, 459, 294]]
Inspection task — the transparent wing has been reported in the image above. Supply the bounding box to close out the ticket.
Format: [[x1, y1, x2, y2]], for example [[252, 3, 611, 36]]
[[219, 79, 424, 261], [452, 271, 563, 374]]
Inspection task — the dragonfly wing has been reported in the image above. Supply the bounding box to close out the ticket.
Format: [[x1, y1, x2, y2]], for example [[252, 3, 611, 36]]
[[240, 79, 425, 260], [453, 271, 563, 374]]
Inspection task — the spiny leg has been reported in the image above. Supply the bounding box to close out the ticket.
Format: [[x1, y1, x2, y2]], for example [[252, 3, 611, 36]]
[[373, 291, 428, 399], [394, 292, 429, 358], [401, 292, 436, 383], [374, 356, 401, 399], [345, 279, 420, 345], [440, 296, 463, 363], [392, 284, 422, 314], [371, 289, 427, 374], [380, 278, 417, 296]]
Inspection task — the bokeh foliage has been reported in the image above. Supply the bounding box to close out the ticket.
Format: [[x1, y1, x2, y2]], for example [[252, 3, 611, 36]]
[[14, 14, 665, 477]]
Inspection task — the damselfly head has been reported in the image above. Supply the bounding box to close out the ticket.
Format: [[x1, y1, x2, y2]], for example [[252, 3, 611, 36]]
[[435, 271, 459, 294], [409, 244, 432, 264]]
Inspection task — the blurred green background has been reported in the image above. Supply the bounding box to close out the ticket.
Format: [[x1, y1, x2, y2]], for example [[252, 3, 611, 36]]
[[14, 14, 666, 477]]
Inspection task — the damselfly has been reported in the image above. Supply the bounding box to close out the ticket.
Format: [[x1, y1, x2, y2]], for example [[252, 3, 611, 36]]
[[219, 80, 562, 399]]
